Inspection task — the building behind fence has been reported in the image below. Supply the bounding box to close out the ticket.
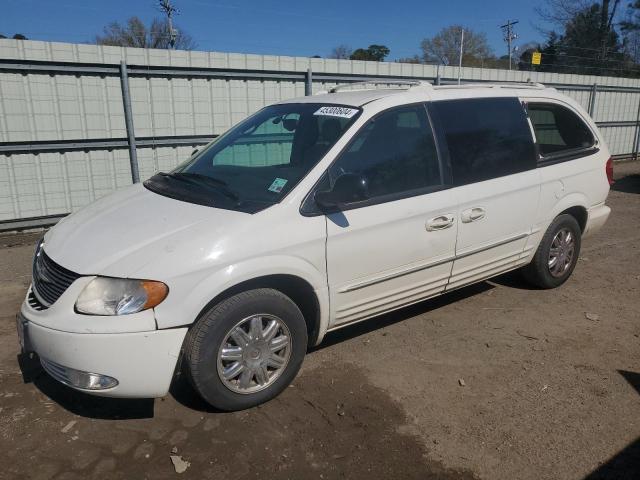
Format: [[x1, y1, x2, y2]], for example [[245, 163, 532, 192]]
[[1, 39, 640, 229]]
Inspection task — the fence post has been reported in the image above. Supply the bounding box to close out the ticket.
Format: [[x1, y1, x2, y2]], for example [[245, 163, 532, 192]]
[[588, 83, 597, 117], [305, 68, 313, 96], [634, 94, 640, 161], [119, 61, 140, 183]]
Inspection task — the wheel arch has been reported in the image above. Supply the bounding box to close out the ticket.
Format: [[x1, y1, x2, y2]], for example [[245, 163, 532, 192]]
[[191, 274, 323, 348], [547, 193, 589, 233], [558, 205, 588, 233]]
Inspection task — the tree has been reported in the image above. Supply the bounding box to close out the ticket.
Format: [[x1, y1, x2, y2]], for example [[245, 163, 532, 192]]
[[396, 55, 423, 64], [329, 45, 353, 59], [517, 42, 543, 70], [535, 0, 594, 33], [420, 26, 493, 66], [537, 4, 627, 76], [0, 33, 28, 39], [349, 44, 390, 61], [621, 1, 640, 64], [95, 16, 196, 50]]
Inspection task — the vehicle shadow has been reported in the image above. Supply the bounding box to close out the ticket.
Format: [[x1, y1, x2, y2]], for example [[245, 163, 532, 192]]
[[611, 173, 640, 194], [17, 352, 155, 420], [583, 370, 640, 480], [488, 269, 540, 291], [315, 281, 495, 350]]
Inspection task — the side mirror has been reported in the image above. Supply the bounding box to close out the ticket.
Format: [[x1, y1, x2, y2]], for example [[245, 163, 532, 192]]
[[314, 173, 369, 212]]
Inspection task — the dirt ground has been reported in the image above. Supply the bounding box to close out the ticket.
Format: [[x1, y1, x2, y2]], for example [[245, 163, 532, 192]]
[[0, 162, 639, 480]]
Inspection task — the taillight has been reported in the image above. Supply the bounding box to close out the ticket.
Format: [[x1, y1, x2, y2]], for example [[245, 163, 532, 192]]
[[606, 157, 614, 185]]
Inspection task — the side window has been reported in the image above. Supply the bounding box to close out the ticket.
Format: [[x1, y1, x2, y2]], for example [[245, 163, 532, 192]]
[[329, 105, 441, 201], [430, 97, 536, 186], [527, 103, 595, 157]]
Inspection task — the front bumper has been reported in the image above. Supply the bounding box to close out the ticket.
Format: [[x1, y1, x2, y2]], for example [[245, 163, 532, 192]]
[[21, 312, 188, 398]]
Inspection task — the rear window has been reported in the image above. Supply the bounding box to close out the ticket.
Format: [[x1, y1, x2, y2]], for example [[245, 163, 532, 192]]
[[430, 97, 536, 186], [527, 103, 595, 157]]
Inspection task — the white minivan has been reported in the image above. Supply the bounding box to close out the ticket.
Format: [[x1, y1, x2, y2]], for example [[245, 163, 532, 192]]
[[17, 81, 612, 411]]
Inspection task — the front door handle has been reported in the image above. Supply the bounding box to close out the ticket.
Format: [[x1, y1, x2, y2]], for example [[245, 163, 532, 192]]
[[461, 207, 486, 223], [426, 214, 455, 231]]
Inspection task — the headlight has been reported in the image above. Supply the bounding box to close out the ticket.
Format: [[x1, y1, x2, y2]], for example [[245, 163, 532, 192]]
[[75, 277, 168, 316]]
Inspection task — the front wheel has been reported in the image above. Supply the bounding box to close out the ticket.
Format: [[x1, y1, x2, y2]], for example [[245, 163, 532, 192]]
[[184, 288, 308, 411], [522, 214, 582, 289]]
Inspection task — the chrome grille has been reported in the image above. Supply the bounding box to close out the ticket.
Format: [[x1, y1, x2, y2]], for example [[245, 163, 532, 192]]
[[27, 290, 46, 311], [31, 244, 80, 309]]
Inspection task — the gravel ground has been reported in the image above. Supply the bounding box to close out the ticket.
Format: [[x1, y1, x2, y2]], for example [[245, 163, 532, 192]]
[[0, 162, 639, 480]]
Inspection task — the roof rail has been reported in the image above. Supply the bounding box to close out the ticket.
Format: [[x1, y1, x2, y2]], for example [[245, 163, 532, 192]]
[[435, 81, 547, 90], [326, 80, 432, 94]]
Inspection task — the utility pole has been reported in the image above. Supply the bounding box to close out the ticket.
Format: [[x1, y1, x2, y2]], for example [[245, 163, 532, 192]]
[[158, 0, 178, 49], [500, 19, 519, 70], [457, 27, 464, 84]]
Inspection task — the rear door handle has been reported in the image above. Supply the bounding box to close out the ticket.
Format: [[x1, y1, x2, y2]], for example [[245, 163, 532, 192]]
[[426, 214, 455, 231], [461, 207, 486, 223]]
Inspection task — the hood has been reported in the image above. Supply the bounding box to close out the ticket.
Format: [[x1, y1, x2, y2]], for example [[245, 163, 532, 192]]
[[44, 184, 248, 278]]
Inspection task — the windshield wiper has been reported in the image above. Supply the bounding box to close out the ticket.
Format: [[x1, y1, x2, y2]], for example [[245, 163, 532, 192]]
[[158, 172, 240, 203]]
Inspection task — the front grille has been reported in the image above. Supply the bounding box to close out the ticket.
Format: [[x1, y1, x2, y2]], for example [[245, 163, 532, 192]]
[[31, 246, 80, 309], [27, 290, 46, 311]]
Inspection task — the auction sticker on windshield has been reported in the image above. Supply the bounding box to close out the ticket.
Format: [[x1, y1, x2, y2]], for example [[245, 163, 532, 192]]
[[314, 106, 359, 118], [268, 178, 288, 193]]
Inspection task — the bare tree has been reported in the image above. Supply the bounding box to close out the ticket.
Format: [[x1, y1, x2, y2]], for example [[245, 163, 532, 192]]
[[535, 0, 621, 36], [96, 16, 196, 50], [329, 44, 353, 59], [396, 55, 422, 64], [535, 0, 593, 30], [420, 26, 493, 66]]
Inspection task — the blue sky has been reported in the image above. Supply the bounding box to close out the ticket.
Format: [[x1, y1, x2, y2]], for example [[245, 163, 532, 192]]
[[2, 0, 546, 60]]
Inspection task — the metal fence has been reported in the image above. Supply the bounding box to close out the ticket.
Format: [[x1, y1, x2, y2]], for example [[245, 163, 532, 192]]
[[1, 39, 640, 230]]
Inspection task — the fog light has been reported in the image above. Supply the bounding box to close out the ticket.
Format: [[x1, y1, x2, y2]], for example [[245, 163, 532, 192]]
[[40, 357, 118, 390]]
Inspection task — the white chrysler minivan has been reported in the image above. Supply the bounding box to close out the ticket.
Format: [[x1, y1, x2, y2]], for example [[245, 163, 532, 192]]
[[17, 81, 612, 411]]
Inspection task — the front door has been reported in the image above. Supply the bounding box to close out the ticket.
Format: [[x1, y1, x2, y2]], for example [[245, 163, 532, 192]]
[[323, 104, 458, 328]]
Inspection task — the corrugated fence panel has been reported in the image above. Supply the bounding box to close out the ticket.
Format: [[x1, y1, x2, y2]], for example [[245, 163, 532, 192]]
[[1, 39, 640, 226]]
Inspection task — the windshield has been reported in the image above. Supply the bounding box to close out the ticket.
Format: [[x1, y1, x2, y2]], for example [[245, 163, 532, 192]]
[[144, 103, 361, 213]]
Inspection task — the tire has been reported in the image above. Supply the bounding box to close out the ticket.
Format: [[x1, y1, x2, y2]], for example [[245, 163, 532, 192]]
[[184, 288, 308, 411], [522, 214, 582, 289]]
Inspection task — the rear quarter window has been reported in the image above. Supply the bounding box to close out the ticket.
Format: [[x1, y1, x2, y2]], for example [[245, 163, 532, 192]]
[[527, 103, 595, 157], [429, 97, 536, 186]]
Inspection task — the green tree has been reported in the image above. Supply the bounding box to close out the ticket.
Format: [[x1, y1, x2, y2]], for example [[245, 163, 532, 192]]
[[0, 33, 28, 39], [349, 44, 390, 61], [538, 4, 627, 76], [420, 26, 493, 66], [96, 16, 195, 50]]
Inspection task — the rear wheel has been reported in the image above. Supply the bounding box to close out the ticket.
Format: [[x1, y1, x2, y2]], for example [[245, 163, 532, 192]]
[[522, 214, 582, 289], [184, 288, 307, 411]]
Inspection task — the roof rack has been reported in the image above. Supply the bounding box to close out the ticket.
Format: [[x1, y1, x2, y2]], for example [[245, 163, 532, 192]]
[[326, 80, 431, 94], [434, 81, 547, 90], [319, 80, 547, 95]]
